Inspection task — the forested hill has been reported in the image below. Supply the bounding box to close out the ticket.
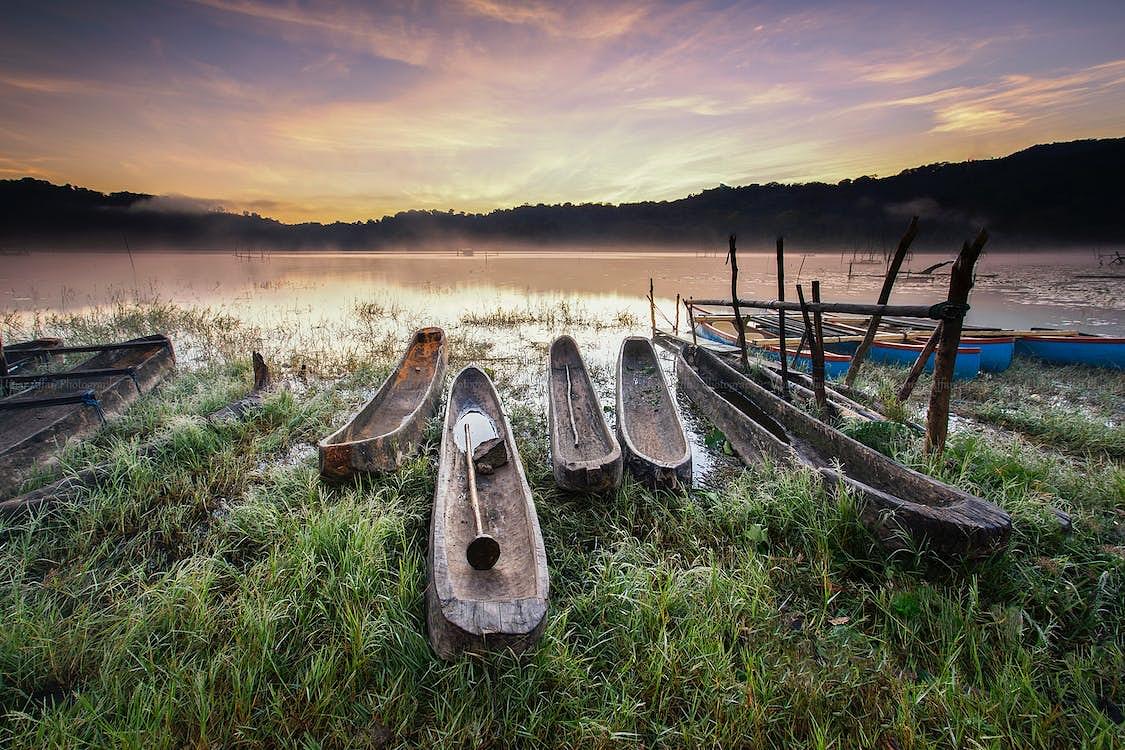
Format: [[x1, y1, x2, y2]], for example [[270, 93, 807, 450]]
[[2, 138, 1122, 251]]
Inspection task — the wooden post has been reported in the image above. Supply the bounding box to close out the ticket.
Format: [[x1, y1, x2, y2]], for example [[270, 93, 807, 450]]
[[896, 323, 942, 403], [845, 216, 919, 387], [728, 235, 750, 370], [810, 283, 829, 409], [776, 236, 790, 398], [687, 301, 698, 345], [674, 293, 681, 335], [795, 284, 827, 409], [0, 334, 7, 397], [648, 278, 656, 338], [925, 230, 988, 456]]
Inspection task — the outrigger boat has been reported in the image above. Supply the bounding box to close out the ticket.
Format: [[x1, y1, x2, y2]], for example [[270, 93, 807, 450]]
[[319, 327, 447, 480], [616, 337, 691, 490], [676, 344, 1011, 558], [546, 335, 622, 491], [427, 365, 549, 659], [0, 334, 175, 497]]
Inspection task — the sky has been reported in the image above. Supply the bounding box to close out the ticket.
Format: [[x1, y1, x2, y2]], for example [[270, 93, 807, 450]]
[[1, 1, 1123, 223]]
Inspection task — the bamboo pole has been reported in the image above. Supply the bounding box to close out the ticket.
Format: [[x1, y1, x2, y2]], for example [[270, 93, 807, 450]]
[[685, 298, 953, 319], [674, 293, 681, 335], [925, 230, 988, 456], [687, 300, 698, 345], [811, 283, 829, 409], [896, 323, 942, 403], [795, 284, 826, 408], [845, 216, 919, 387], [0, 334, 8, 397], [728, 235, 750, 370], [648, 278, 656, 338], [776, 236, 790, 398]]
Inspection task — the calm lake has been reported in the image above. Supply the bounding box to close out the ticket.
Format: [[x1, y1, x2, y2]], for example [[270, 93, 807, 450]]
[[3, 247, 1122, 334], [4, 247, 1121, 486]]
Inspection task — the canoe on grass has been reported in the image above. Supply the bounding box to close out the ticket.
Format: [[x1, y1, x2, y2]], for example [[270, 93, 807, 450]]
[[0, 334, 175, 498], [676, 344, 1010, 558], [616, 336, 691, 490], [547, 335, 622, 492], [2, 338, 63, 375], [427, 365, 549, 659], [1015, 335, 1125, 369], [319, 327, 447, 480]]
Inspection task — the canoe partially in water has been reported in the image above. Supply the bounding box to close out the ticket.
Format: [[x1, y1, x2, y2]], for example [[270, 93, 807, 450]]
[[676, 344, 1010, 558], [547, 335, 622, 492], [616, 337, 691, 490], [1015, 335, 1125, 369], [319, 327, 447, 480], [0, 334, 175, 498], [427, 365, 549, 659]]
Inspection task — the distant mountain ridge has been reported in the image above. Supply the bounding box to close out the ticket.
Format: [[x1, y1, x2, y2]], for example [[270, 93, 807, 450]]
[[2, 138, 1123, 251]]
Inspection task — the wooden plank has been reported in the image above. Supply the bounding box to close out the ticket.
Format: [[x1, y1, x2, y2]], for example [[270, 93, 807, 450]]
[[687, 298, 954, 319]]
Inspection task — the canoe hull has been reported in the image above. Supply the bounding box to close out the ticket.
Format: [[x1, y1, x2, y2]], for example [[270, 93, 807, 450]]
[[960, 337, 1014, 373], [427, 365, 549, 659], [1015, 336, 1125, 369], [547, 336, 622, 492], [696, 322, 852, 379], [0, 334, 175, 498], [677, 345, 1010, 558], [861, 340, 982, 380], [616, 337, 691, 491], [319, 327, 448, 480]]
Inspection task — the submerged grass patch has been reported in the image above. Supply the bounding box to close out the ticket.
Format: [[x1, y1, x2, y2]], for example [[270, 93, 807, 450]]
[[1, 305, 1123, 748]]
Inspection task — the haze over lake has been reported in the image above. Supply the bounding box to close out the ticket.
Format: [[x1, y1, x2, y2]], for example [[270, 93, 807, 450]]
[[3, 248, 1122, 337]]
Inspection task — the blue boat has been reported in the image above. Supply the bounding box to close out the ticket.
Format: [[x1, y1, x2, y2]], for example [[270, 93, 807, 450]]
[[1015, 335, 1125, 369], [696, 321, 851, 378], [960, 337, 1014, 373], [864, 340, 982, 381]]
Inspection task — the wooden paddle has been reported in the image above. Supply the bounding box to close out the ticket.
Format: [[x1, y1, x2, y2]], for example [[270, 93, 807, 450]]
[[463, 423, 501, 571]]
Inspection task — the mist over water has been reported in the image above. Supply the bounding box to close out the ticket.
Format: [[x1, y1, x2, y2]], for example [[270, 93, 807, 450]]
[[3, 246, 1122, 335]]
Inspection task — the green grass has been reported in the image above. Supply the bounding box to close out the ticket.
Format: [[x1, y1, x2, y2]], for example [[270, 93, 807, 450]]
[[1, 307, 1123, 748]]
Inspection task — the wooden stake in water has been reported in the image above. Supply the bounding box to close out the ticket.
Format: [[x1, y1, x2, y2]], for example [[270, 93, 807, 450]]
[[463, 423, 501, 570]]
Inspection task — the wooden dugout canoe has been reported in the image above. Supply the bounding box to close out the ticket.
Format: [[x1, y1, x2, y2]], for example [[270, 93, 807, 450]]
[[2, 338, 63, 376], [319, 327, 447, 480], [676, 344, 1010, 558], [616, 336, 691, 491], [427, 365, 549, 659], [0, 334, 175, 498], [546, 335, 622, 492]]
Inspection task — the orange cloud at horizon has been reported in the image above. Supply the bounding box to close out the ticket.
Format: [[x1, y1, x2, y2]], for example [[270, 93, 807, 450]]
[[1, 1, 1123, 223]]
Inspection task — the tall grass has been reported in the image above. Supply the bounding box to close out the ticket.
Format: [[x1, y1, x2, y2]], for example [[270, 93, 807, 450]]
[[0, 304, 1122, 748]]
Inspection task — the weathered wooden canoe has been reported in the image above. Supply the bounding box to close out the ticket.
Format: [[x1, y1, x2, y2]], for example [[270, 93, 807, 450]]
[[1, 351, 271, 518], [0, 334, 175, 498], [2, 338, 63, 376], [427, 365, 549, 659], [616, 336, 691, 490], [319, 327, 447, 480], [676, 344, 1010, 558], [547, 335, 622, 491]]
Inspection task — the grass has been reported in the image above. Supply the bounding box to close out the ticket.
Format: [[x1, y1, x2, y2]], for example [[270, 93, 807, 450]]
[[1, 302, 1123, 748]]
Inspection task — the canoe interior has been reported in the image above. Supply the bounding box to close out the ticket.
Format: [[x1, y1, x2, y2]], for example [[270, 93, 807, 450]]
[[678, 345, 1010, 556], [0, 334, 174, 496], [429, 366, 548, 657], [323, 327, 445, 445], [618, 337, 689, 466], [547, 336, 621, 490]]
